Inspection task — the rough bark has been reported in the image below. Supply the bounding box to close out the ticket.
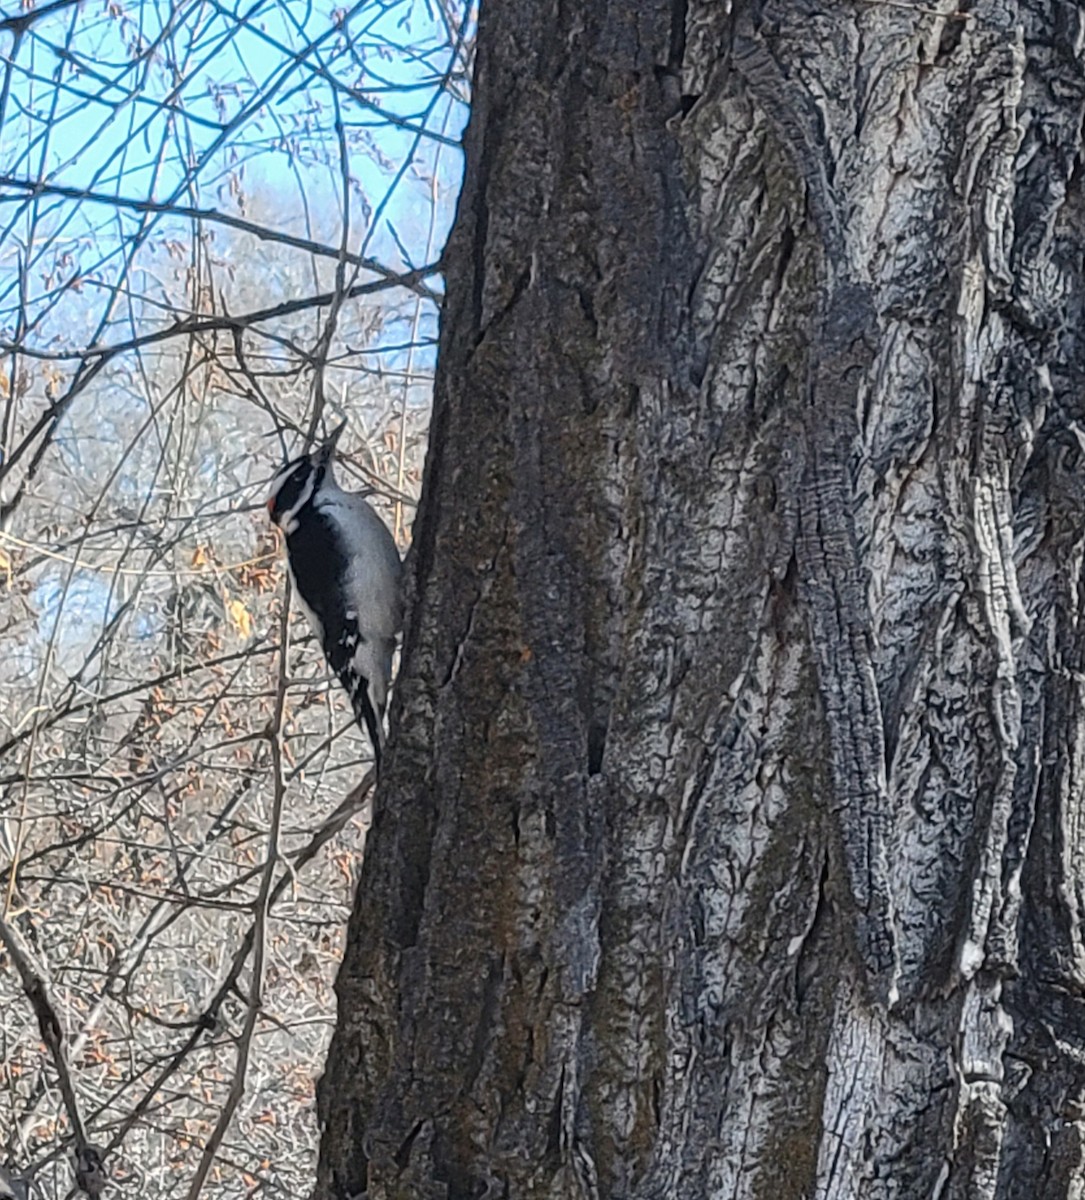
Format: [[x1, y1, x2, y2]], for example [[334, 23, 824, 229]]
[[314, 1, 1085, 1197]]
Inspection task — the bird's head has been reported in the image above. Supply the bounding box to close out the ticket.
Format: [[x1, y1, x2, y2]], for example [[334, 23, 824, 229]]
[[266, 423, 345, 529]]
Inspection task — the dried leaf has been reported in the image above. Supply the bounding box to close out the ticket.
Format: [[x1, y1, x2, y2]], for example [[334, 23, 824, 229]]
[[227, 598, 254, 639]]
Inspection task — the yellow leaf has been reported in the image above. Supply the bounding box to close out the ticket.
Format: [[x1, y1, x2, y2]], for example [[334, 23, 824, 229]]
[[227, 599, 253, 639]]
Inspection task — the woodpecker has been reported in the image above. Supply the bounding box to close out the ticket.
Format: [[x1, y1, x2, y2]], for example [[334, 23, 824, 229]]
[[267, 423, 403, 769]]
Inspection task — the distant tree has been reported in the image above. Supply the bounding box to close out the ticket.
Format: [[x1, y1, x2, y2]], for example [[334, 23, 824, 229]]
[[315, 1, 1085, 1197]]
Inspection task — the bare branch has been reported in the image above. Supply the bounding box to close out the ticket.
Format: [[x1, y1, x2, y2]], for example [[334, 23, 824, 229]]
[[0, 916, 104, 1196], [0, 176, 439, 294]]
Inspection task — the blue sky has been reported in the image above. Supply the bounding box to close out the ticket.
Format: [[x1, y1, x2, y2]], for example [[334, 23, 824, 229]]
[[0, 0, 470, 667], [0, 0, 468, 348]]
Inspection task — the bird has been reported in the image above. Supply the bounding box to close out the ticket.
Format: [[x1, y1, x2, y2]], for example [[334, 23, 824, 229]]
[[266, 423, 403, 769]]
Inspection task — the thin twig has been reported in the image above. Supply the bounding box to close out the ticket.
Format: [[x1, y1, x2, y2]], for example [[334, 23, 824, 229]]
[[183, 576, 292, 1200], [0, 915, 105, 1196], [0, 176, 437, 296]]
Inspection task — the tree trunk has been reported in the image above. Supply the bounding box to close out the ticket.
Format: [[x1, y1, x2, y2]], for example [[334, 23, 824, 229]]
[[313, 1, 1085, 1197]]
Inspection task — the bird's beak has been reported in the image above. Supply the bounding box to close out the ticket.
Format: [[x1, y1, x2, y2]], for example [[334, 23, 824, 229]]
[[314, 421, 347, 464]]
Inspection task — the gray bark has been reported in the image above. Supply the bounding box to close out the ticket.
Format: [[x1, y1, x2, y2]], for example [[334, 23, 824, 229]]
[[313, 1, 1085, 1197]]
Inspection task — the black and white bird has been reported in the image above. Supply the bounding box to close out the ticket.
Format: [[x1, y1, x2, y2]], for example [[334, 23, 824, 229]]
[[267, 423, 403, 769]]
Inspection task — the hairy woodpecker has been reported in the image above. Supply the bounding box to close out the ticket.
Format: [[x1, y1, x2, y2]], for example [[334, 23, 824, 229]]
[[267, 424, 403, 768]]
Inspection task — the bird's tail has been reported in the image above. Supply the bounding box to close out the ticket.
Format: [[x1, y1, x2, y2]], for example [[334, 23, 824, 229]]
[[340, 669, 386, 770]]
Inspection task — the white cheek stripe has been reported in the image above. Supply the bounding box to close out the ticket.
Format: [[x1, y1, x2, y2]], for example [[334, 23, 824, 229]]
[[274, 471, 316, 534]]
